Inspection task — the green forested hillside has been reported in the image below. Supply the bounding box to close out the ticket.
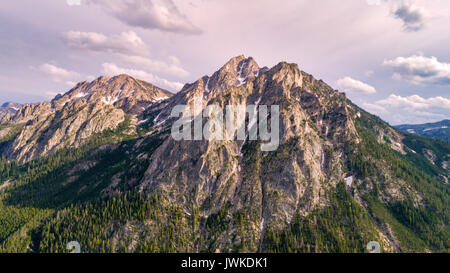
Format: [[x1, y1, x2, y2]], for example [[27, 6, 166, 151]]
[[0, 58, 449, 253], [0, 109, 448, 253]]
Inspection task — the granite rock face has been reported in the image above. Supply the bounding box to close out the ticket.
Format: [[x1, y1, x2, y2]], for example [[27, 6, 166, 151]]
[[1, 57, 447, 253], [0, 74, 172, 163], [127, 56, 411, 251], [0, 102, 22, 124]]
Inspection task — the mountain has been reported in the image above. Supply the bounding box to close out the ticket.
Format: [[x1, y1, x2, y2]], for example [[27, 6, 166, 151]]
[[0, 56, 448, 253], [395, 120, 450, 141], [0, 102, 22, 123], [0, 74, 172, 163]]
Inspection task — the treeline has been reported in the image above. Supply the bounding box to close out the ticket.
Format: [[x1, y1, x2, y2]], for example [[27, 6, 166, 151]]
[[0, 156, 20, 183], [349, 114, 449, 252], [35, 192, 196, 253], [263, 183, 383, 253]]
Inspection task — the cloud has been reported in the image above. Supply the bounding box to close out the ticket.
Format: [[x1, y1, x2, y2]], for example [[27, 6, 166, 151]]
[[62, 30, 148, 55], [30, 63, 95, 87], [30, 63, 81, 82], [117, 54, 189, 77], [62, 30, 188, 77], [362, 94, 450, 124], [101, 63, 183, 91], [336, 77, 376, 94], [393, 4, 425, 32], [66, 0, 81, 6], [88, 0, 202, 34], [366, 0, 381, 6], [364, 70, 375, 77], [383, 55, 450, 85], [376, 94, 450, 109]]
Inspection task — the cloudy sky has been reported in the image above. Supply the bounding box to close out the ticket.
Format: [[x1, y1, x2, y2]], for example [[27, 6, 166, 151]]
[[0, 0, 449, 125]]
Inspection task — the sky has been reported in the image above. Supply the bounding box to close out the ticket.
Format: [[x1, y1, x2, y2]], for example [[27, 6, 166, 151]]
[[0, 0, 449, 125]]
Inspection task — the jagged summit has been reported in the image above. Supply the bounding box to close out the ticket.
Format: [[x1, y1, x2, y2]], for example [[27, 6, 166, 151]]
[[140, 55, 341, 130], [1, 102, 21, 109], [128, 56, 449, 253], [0, 74, 173, 163], [206, 55, 260, 90], [0, 102, 22, 123], [55, 74, 173, 111]]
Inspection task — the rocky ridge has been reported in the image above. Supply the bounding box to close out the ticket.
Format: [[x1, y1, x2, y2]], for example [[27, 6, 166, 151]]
[[0, 74, 173, 163]]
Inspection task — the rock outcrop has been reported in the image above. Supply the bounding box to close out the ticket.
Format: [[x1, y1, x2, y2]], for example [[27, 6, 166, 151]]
[[0, 74, 173, 163]]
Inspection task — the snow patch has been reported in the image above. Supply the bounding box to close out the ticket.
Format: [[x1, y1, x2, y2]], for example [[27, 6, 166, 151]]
[[102, 95, 119, 105], [239, 96, 262, 156], [155, 116, 171, 127], [345, 176, 353, 188], [153, 112, 163, 124], [154, 96, 169, 102], [137, 119, 148, 125], [204, 77, 210, 93], [248, 96, 262, 130], [237, 60, 248, 86], [75, 92, 89, 98], [424, 126, 448, 132]]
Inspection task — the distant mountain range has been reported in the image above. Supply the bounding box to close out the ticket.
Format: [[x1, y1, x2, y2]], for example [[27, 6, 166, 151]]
[[395, 120, 450, 141]]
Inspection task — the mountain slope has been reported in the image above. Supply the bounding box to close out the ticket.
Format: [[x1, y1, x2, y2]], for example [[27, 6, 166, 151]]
[[0, 56, 448, 253], [0, 75, 172, 163], [0, 102, 21, 124], [395, 120, 450, 141]]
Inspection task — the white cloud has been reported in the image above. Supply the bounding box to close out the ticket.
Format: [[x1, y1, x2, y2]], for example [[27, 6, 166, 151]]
[[362, 94, 450, 124], [30, 63, 81, 82], [336, 77, 376, 94], [376, 94, 450, 109], [88, 0, 202, 34], [118, 54, 189, 77], [29, 63, 95, 89], [362, 102, 388, 114], [101, 63, 183, 91], [66, 0, 81, 6], [383, 55, 450, 85], [62, 30, 188, 78], [62, 30, 148, 55], [366, 0, 381, 6]]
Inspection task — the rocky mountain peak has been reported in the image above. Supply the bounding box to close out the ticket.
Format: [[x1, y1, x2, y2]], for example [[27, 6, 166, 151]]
[[0, 74, 174, 163], [1, 102, 21, 109], [137, 56, 363, 226], [52, 74, 172, 113], [0, 102, 22, 123], [201, 55, 261, 94]]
